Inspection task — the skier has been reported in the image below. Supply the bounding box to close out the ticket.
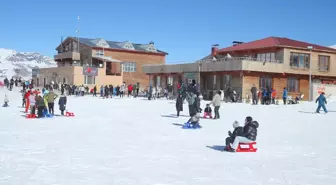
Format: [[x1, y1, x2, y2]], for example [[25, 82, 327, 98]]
[[316, 92, 328, 113]]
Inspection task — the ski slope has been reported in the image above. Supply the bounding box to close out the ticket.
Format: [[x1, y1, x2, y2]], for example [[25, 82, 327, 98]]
[[0, 88, 336, 185]]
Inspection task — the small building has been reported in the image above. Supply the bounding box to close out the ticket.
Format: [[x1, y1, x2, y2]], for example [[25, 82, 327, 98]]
[[143, 37, 336, 100], [33, 37, 168, 89]]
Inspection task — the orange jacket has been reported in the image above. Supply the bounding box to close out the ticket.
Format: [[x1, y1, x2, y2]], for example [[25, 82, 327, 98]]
[[271, 90, 276, 98]]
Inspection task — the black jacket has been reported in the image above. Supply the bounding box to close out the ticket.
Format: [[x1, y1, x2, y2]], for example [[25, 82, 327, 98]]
[[204, 107, 212, 113], [229, 126, 244, 140], [176, 96, 183, 111], [242, 121, 259, 141], [58, 95, 67, 111]]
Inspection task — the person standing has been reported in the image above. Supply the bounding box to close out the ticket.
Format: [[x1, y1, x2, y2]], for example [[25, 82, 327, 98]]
[[210, 91, 222, 119], [58, 92, 67, 116], [251, 84, 258, 105], [46, 89, 58, 115], [282, 87, 288, 105], [176, 94, 183, 117], [36, 95, 45, 118], [93, 86, 97, 97], [316, 92, 328, 113]]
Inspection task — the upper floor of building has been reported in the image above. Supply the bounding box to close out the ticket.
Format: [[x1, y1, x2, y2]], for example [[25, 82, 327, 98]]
[[143, 37, 336, 77]]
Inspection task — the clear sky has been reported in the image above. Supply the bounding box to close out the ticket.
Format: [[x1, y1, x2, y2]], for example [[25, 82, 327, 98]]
[[0, 0, 335, 63]]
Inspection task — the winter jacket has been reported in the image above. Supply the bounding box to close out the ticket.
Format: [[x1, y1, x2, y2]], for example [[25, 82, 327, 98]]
[[271, 90, 276, 98], [242, 121, 259, 141], [176, 96, 183, 111], [262, 90, 267, 97], [316, 94, 327, 105], [4, 95, 9, 103], [186, 93, 197, 117], [47, 92, 58, 103], [28, 95, 36, 106], [204, 107, 212, 113], [283, 89, 288, 98], [36, 96, 45, 107], [186, 92, 196, 106], [58, 95, 67, 111], [211, 94, 221, 106], [229, 126, 244, 140], [251, 87, 257, 95]]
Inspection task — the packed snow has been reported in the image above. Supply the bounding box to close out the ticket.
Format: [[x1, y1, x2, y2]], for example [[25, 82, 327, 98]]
[[0, 88, 336, 185]]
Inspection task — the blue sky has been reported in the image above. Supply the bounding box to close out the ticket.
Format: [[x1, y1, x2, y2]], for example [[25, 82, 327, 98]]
[[0, 0, 335, 63]]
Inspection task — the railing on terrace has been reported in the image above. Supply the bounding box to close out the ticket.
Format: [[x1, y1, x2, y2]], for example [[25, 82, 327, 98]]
[[197, 57, 283, 64], [57, 63, 104, 68]]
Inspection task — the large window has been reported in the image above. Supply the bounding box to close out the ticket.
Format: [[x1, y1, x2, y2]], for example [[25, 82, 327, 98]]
[[287, 77, 299, 92], [84, 76, 95, 85], [95, 50, 104, 56], [257, 53, 276, 62], [122, 62, 137, 72], [259, 76, 272, 90], [318, 55, 330, 72], [290, 52, 310, 69]]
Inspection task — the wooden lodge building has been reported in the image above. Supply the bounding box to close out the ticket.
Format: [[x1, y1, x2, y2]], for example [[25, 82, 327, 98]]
[[32, 37, 168, 89], [143, 37, 336, 101]]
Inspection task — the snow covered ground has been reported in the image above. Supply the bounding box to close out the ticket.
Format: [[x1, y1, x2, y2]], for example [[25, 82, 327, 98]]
[[0, 88, 336, 185]]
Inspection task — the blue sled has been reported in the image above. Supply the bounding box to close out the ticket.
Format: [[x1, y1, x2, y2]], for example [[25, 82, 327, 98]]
[[42, 109, 53, 118], [182, 122, 202, 129]]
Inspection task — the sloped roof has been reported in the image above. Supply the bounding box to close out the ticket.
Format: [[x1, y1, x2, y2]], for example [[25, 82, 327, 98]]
[[72, 37, 167, 55], [218, 37, 336, 53]]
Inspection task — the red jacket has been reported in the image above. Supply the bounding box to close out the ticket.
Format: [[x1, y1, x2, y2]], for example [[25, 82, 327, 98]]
[[128, 85, 133, 91], [25, 91, 31, 99]]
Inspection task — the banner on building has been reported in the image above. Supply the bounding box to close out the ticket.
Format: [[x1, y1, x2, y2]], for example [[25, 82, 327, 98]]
[[83, 67, 98, 76]]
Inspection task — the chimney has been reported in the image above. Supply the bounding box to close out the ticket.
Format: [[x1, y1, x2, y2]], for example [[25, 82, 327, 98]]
[[211, 44, 219, 58], [233, 41, 244, 46]]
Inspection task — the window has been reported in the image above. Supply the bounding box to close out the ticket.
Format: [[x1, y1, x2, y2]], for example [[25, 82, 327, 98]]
[[257, 53, 276, 62], [290, 52, 310, 69], [287, 77, 299, 92], [122, 62, 137, 72], [95, 50, 104, 56], [84, 76, 95, 85], [318, 55, 330, 72], [156, 76, 161, 87], [259, 76, 272, 90], [168, 76, 173, 85]]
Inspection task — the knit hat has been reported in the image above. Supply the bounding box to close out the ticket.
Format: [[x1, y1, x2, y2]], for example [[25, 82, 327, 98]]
[[233, 121, 239, 128]]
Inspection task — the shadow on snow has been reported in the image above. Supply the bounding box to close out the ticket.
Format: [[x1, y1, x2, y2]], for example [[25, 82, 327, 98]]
[[206, 145, 225, 152]]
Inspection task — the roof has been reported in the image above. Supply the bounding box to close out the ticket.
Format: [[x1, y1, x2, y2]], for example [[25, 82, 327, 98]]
[[218, 37, 336, 53], [60, 37, 168, 55]]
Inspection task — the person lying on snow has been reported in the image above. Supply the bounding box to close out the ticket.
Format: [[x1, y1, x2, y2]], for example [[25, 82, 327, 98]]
[[227, 116, 259, 152], [3, 94, 9, 107], [223, 121, 243, 151]]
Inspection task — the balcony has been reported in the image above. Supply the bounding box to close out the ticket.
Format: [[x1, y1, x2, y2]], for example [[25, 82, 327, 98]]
[[54, 52, 80, 61]]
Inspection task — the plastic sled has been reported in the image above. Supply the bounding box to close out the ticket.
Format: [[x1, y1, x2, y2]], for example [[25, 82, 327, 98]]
[[26, 114, 37, 119], [236, 142, 257, 152], [65, 112, 75, 117], [2, 104, 9, 107], [182, 122, 202, 129]]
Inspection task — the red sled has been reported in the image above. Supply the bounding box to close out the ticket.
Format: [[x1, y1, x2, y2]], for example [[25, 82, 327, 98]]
[[65, 112, 75, 117], [236, 142, 257, 152], [203, 112, 212, 119], [26, 114, 37, 119]]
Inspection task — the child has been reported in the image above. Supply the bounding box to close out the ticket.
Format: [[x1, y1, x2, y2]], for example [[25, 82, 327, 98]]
[[58, 92, 67, 116], [224, 121, 243, 151], [176, 94, 183, 117], [203, 104, 212, 118], [28, 93, 36, 115], [316, 92, 328, 113], [3, 94, 9, 107]]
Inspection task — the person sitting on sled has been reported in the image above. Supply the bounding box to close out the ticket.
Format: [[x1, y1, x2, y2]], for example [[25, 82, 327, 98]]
[[203, 104, 212, 118], [3, 94, 9, 107], [228, 116, 259, 152], [224, 121, 243, 151], [186, 90, 201, 126]]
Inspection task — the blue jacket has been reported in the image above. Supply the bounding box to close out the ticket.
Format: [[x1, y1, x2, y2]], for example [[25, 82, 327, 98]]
[[316, 94, 327, 105], [283, 89, 288, 98], [262, 90, 267, 97]]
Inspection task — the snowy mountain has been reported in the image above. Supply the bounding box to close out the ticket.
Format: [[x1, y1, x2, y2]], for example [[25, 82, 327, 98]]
[[330, 45, 336, 49], [0, 48, 56, 80]]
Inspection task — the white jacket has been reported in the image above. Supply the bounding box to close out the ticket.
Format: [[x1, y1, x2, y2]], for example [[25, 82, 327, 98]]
[[211, 94, 221, 106], [4, 95, 9, 103], [28, 95, 36, 106]]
